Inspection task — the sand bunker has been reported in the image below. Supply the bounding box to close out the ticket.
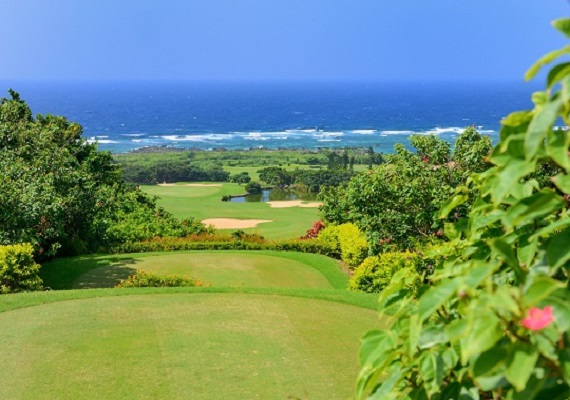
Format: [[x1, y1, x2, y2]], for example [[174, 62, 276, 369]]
[[158, 183, 223, 187], [266, 200, 323, 208], [202, 218, 273, 229]]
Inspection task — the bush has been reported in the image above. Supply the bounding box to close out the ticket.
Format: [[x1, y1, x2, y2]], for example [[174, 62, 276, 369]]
[[116, 270, 209, 288], [245, 181, 262, 194], [349, 252, 421, 293], [0, 243, 43, 293], [318, 223, 368, 268], [109, 235, 339, 257]]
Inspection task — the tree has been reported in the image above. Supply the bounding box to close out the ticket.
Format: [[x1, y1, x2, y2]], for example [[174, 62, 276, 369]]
[[320, 129, 493, 252], [245, 181, 262, 194], [0, 91, 208, 257]]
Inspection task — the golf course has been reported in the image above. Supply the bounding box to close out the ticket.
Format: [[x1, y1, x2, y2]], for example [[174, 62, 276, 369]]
[[142, 183, 322, 239], [0, 250, 382, 400]]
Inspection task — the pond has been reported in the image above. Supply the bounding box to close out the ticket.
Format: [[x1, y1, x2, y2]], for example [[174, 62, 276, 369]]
[[229, 189, 319, 203]]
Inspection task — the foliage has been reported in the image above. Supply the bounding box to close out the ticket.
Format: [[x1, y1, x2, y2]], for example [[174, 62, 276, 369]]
[[300, 220, 326, 239], [357, 20, 570, 400], [0, 92, 209, 257], [229, 172, 251, 184], [109, 235, 339, 257], [320, 129, 492, 252], [318, 223, 368, 268], [115, 270, 209, 288], [349, 252, 421, 294], [257, 166, 294, 186], [116, 151, 231, 184], [0, 243, 42, 293], [245, 181, 263, 194]]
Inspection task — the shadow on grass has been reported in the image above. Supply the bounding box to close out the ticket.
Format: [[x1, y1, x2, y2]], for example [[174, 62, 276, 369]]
[[41, 257, 142, 290]]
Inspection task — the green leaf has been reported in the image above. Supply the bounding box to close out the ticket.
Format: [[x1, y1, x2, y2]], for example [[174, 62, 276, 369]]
[[546, 129, 570, 173], [547, 228, 570, 269], [418, 279, 460, 322], [525, 98, 563, 161], [408, 314, 421, 355], [517, 233, 538, 269], [471, 346, 507, 391], [418, 325, 448, 349], [461, 313, 502, 364], [559, 349, 570, 386], [549, 295, 570, 331], [523, 275, 566, 307], [552, 172, 570, 193], [368, 368, 403, 400], [439, 192, 468, 219], [491, 238, 525, 282], [525, 46, 570, 81], [501, 110, 533, 127], [547, 62, 570, 89], [446, 319, 468, 341], [505, 343, 539, 392], [553, 18, 570, 39], [502, 190, 564, 230], [530, 217, 570, 240], [419, 351, 444, 396]]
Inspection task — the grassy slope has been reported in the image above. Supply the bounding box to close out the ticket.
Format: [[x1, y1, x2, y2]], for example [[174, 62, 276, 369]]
[[142, 183, 320, 239], [40, 251, 349, 290], [0, 293, 381, 400]]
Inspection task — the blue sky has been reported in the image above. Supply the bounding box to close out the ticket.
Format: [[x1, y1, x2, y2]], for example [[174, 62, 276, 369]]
[[1, 0, 568, 81]]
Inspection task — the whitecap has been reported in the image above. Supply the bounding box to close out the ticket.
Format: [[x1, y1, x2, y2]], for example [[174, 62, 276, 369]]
[[351, 130, 376, 135], [380, 130, 415, 135]]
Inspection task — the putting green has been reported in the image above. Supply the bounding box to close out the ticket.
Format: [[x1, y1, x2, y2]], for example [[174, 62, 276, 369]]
[[41, 251, 348, 290], [0, 293, 379, 400]]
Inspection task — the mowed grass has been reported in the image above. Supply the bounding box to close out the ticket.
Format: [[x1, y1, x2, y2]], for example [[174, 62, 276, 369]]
[[3, 250, 382, 399], [40, 251, 348, 290], [142, 183, 320, 239], [0, 293, 381, 400]]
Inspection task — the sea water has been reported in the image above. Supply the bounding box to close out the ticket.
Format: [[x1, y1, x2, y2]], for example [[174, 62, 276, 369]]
[[0, 80, 541, 153]]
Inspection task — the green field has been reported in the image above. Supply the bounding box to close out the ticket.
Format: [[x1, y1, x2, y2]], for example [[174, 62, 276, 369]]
[[142, 183, 320, 239], [1, 250, 383, 400], [40, 251, 349, 290], [0, 292, 379, 400]]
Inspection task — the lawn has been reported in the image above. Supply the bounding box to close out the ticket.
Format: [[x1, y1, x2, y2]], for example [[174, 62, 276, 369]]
[[40, 251, 349, 290], [142, 183, 320, 239], [1, 250, 384, 399], [0, 292, 381, 400]]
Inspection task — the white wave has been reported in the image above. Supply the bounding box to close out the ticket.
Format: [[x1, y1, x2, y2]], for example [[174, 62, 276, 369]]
[[132, 139, 143, 143], [87, 137, 118, 144], [350, 130, 376, 135], [318, 139, 342, 142], [122, 133, 145, 137], [313, 131, 344, 138], [380, 130, 415, 135], [96, 135, 109, 138], [162, 134, 229, 142]]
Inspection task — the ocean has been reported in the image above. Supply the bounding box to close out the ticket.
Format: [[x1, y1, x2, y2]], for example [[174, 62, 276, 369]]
[[0, 80, 541, 153]]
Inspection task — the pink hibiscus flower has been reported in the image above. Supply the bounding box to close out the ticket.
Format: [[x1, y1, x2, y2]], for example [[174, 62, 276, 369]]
[[521, 306, 554, 331]]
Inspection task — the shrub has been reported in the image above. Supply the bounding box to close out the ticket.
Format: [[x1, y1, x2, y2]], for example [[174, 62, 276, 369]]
[[349, 252, 421, 293], [116, 270, 209, 288], [0, 243, 43, 293], [109, 236, 338, 257], [318, 223, 368, 268], [245, 181, 262, 194]]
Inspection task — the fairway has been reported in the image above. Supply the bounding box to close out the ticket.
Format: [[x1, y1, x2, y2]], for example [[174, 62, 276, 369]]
[[40, 251, 349, 290], [0, 293, 379, 400], [141, 183, 319, 239]]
